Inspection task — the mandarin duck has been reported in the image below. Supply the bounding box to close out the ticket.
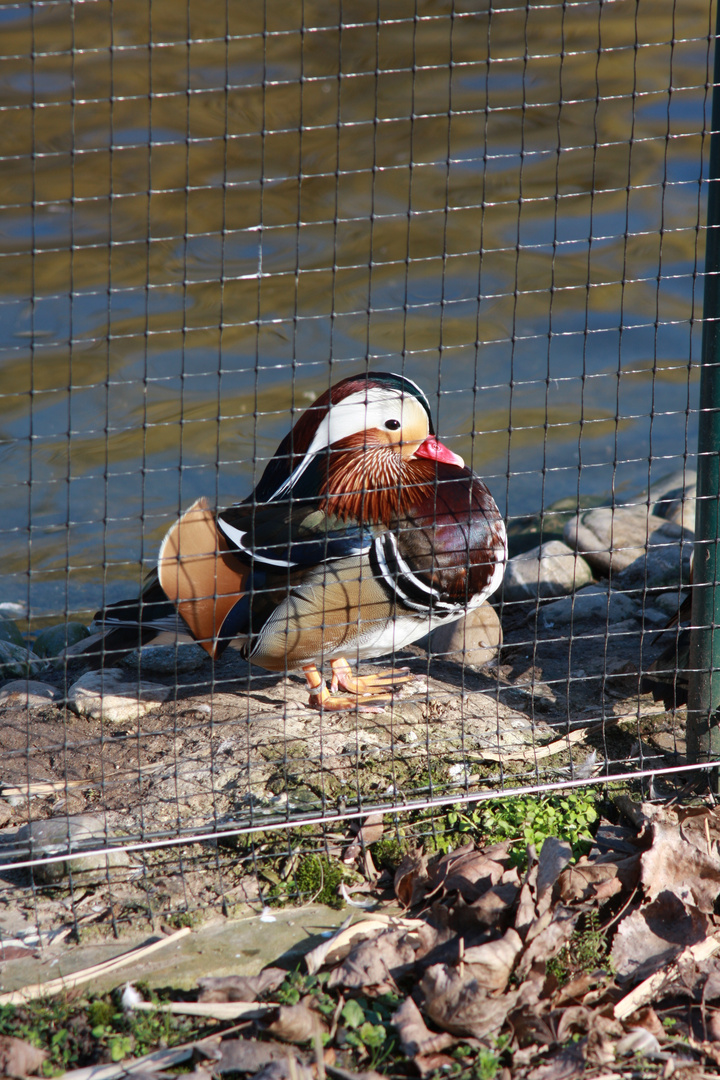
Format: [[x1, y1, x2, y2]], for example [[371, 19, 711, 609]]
[[91, 372, 507, 710]]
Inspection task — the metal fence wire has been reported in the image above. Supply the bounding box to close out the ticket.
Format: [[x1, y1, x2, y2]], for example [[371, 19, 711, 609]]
[[0, 0, 716, 927]]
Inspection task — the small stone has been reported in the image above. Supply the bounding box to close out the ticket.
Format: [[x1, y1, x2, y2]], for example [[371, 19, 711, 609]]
[[426, 604, 502, 667], [639, 607, 671, 628], [33, 622, 90, 658], [0, 680, 59, 708], [538, 585, 638, 629], [649, 469, 697, 529], [502, 540, 593, 602], [615, 521, 693, 592], [120, 641, 207, 674], [653, 591, 688, 618], [0, 641, 47, 681], [564, 503, 691, 577], [0, 619, 25, 648], [67, 668, 172, 722], [392, 701, 425, 724], [13, 814, 137, 885]]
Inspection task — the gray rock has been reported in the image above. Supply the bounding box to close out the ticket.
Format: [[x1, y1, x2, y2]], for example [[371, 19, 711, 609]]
[[649, 469, 697, 529], [506, 495, 607, 558], [638, 607, 671, 628], [538, 585, 638, 629], [67, 668, 172, 722], [652, 591, 688, 618], [503, 540, 593, 602], [614, 521, 693, 592], [426, 604, 502, 667], [0, 619, 25, 648], [564, 502, 689, 576], [121, 641, 207, 675], [33, 622, 90, 658], [0, 680, 59, 708], [0, 641, 47, 680], [0, 603, 27, 621], [13, 814, 136, 885]]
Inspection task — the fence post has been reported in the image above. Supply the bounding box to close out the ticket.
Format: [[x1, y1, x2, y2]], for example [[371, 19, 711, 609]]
[[687, 8, 720, 772]]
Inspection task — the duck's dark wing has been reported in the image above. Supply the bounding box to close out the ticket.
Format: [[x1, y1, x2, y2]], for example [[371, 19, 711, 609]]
[[217, 496, 375, 569]]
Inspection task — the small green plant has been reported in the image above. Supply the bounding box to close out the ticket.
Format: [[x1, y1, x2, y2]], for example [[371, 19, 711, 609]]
[[0, 999, 82, 1075], [548, 910, 609, 985], [276, 970, 336, 1018], [293, 854, 345, 908], [446, 790, 599, 866], [340, 996, 396, 1068]]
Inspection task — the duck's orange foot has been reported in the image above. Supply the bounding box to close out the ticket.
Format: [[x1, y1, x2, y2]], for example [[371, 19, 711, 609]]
[[303, 659, 410, 712], [330, 657, 412, 697]]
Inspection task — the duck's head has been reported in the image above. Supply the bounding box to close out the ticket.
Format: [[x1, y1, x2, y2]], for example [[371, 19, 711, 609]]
[[257, 371, 464, 502]]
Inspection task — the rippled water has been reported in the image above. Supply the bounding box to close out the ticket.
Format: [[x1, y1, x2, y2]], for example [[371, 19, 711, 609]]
[[0, 0, 711, 621]]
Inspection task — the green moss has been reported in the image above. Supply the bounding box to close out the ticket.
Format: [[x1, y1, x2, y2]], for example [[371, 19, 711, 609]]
[[372, 836, 406, 871], [293, 855, 345, 908]]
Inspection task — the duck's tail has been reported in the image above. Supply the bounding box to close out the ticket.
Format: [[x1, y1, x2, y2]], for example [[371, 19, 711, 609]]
[[79, 498, 249, 665]]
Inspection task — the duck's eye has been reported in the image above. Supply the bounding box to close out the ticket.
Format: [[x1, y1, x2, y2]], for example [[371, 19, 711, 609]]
[[384, 418, 401, 431]]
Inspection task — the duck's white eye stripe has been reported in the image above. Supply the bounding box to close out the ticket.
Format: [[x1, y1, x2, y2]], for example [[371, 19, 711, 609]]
[[268, 386, 428, 500]]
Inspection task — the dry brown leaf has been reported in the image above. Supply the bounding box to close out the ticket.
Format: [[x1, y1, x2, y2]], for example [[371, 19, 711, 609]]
[[708, 1010, 720, 1042], [641, 820, 720, 914], [343, 814, 385, 866], [551, 971, 605, 1007], [703, 964, 720, 1003], [215, 1039, 296, 1074], [326, 928, 416, 990], [463, 928, 523, 993], [413, 919, 456, 962], [469, 883, 520, 928], [305, 916, 423, 976], [536, 838, 573, 914], [611, 891, 710, 984], [554, 1005, 592, 1045], [413, 1052, 458, 1077], [556, 854, 640, 905], [197, 968, 286, 1003], [525, 1045, 585, 1080], [584, 1012, 624, 1067], [303, 915, 354, 975], [0, 1035, 47, 1078], [326, 1066, 388, 1080], [253, 1059, 315, 1080], [517, 905, 580, 977], [394, 850, 429, 908], [265, 1004, 326, 1044], [420, 963, 517, 1039], [623, 1006, 665, 1037], [426, 843, 510, 903], [0, 946, 35, 961], [392, 996, 455, 1057], [515, 856, 539, 938]]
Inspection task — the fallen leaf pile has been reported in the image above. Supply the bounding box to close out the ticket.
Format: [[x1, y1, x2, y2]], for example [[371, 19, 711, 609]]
[[37, 796, 720, 1080]]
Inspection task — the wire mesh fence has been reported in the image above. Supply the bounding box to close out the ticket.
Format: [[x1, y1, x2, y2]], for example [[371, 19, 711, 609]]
[[0, 0, 714, 929]]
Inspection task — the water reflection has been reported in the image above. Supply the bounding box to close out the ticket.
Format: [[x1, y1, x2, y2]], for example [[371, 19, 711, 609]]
[[0, 0, 708, 618]]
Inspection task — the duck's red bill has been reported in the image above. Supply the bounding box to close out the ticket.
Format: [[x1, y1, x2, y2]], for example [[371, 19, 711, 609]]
[[414, 436, 465, 469]]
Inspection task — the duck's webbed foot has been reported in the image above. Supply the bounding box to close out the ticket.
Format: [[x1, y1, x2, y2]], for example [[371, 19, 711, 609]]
[[303, 659, 409, 712]]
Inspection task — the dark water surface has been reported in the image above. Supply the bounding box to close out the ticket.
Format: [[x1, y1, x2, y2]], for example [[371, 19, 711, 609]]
[[0, 0, 711, 620]]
